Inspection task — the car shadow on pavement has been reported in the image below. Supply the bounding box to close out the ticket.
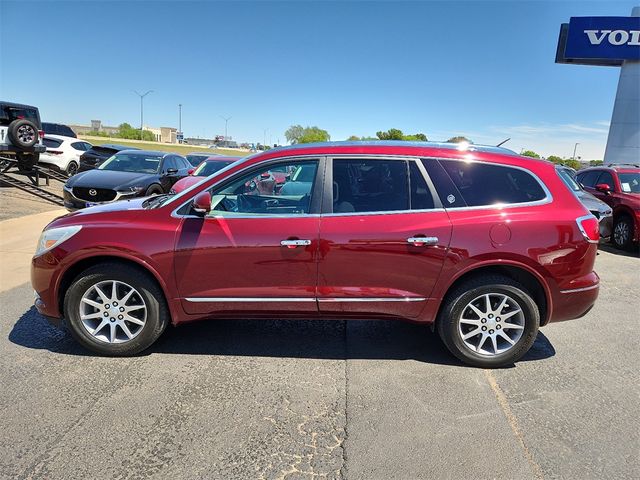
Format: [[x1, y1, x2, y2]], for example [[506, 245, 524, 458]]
[[9, 306, 555, 366], [597, 242, 640, 258]]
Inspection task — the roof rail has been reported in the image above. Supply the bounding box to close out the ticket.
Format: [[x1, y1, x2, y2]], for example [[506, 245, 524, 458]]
[[605, 163, 640, 168]]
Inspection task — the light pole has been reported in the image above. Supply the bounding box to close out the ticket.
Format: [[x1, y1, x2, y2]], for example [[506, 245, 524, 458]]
[[263, 128, 268, 149], [178, 104, 182, 143], [133, 90, 153, 139], [220, 116, 232, 141], [572, 142, 580, 160]]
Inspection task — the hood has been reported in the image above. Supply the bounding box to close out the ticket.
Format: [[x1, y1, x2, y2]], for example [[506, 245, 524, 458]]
[[47, 197, 149, 230], [574, 189, 611, 214], [67, 169, 157, 191], [171, 175, 204, 193]]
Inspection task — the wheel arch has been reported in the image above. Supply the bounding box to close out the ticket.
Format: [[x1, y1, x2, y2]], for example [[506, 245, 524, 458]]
[[435, 263, 550, 327], [57, 254, 174, 323]]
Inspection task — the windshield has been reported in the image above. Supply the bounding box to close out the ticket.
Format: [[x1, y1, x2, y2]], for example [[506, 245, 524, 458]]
[[194, 160, 235, 176], [99, 153, 163, 174], [618, 173, 640, 193], [186, 154, 209, 167], [557, 168, 581, 192]]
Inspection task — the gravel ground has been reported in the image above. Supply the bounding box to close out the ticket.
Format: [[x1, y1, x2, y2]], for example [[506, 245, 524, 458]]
[[0, 171, 63, 221], [0, 248, 638, 479]]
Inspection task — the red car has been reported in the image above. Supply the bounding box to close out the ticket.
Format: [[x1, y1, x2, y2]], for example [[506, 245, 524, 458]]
[[170, 156, 238, 194], [576, 165, 640, 250], [32, 142, 600, 367]]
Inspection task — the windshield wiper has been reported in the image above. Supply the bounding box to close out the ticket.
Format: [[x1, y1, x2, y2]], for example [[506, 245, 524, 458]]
[[144, 194, 171, 209]]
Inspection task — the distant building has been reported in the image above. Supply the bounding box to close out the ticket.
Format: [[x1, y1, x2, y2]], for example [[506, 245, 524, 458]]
[[70, 120, 119, 136], [144, 125, 177, 144], [70, 120, 177, 143]]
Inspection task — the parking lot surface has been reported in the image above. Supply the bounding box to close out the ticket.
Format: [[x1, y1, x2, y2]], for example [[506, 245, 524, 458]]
[[0, 248, 638, 479]]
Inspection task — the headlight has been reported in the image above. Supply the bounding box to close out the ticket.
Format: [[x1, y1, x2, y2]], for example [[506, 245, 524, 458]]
[[35, 226, 82, 256], [129, 186, 146, 193]]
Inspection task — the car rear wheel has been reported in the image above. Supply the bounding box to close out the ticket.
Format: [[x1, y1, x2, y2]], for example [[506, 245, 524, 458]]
[[612, 215, 634, 250], [437, 275, 539, 368], [66, 161, 78, 177], [64, 263, 169, 356]]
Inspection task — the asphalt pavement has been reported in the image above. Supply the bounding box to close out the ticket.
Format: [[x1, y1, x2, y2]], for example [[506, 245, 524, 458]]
[[0, 248, 638, 479]]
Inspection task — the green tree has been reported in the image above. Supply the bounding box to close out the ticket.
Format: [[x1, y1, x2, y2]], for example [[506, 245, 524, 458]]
[[376, 128, 404, 140], [547, 155, 564, 165], [521, 150, 540, 159], [404, 133, 428, 142], [285, 125, 304, 144], [589, 159, 604, 166], [446, 136, 472, 144], [347, 135, 361, 141], [298, 126, 330, 144], [563, 159, 581, 170]]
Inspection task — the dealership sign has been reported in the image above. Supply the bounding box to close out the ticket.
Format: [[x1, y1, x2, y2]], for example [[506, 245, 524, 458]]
[[556, 16, 640, 66]]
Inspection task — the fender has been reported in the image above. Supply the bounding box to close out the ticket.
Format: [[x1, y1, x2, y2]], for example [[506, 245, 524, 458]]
[[54, 248, 182, 325], [422, 257, 553, 325]]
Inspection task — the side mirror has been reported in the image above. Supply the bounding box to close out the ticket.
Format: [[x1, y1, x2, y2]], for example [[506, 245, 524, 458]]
[[165, 168, 178, 176], [595, 183, 611, 193], [192, 192, 211, 214]]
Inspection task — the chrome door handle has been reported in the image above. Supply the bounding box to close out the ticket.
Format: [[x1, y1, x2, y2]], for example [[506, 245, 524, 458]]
[[280, 239, 312, 248], [407, 236, 438, 246]]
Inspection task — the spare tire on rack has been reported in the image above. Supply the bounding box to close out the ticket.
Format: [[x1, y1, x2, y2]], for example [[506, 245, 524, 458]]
[[7, 119, 39, 148]]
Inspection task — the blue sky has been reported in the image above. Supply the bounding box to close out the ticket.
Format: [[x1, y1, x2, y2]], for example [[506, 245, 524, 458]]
[[1, 0, 636, 159]]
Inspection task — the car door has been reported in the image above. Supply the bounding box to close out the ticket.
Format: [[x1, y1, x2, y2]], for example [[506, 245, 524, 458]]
[[173, 157, 324, 316], [317, 157, 452, 319], [159, 156, 181, 191]]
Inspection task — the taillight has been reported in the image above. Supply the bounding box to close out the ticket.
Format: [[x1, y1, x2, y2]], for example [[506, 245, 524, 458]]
[[47, 150, 63, 155], [38, 130, 45, 140], [576, 214, 599, 243]]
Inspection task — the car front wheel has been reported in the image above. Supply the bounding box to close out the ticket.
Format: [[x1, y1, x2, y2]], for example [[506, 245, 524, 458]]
[[612, 215, 634, 250], [437, 275, 539, 368], [63, 262, 169, 356]]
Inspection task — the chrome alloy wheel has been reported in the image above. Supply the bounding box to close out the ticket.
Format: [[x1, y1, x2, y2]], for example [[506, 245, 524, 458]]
[[17, 124, 35, 144], [614, 221, 630, 247], [458, 293, 525, 356], [79, 280, 147, 344]]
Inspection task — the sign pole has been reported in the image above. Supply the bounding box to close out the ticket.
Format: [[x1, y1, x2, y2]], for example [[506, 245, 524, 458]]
[[604, 7, 640, 165]]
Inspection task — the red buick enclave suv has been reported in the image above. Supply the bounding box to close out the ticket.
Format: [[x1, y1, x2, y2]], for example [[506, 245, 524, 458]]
[[31, 142, 600, 367]]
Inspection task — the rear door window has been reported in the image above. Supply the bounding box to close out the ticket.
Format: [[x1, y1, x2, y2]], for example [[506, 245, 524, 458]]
[[421, 159, 466, 207], [71, 141, 89, 151], [332, 159, 409, 213], [409, 161, 435, 210], [577, 170, 601, 188], [438, 159, 546, 207]]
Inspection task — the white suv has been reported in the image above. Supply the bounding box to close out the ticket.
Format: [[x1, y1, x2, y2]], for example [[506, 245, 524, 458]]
[[0, 101, 46, 169], [40, 135, 92, 176]]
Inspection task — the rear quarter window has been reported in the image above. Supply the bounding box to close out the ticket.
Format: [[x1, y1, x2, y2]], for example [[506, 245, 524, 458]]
[[438, 159, 547, 207]]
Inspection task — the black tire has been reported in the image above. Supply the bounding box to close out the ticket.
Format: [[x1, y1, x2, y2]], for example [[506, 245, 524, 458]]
[[63, 262, 169, 356], [7, 119, 39, 148], [15, 152, 38, 171], [66, 161, 78, 177], [145, 184, 163, 196], [437, 275, 540, 368], [612, 214, 634, 250]]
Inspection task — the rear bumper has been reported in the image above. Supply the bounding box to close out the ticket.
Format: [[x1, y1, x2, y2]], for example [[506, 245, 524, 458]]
[[0, 144, 46, 153], [548, 271, 600, 323]]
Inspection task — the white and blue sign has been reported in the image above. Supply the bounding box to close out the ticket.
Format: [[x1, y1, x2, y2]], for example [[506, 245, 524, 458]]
[[556, 16, 640, 66]]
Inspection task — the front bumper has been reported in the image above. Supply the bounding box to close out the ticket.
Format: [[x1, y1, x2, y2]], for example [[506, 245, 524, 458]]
[[598, 213, 613, 239], [62, 186, 139, 211]]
